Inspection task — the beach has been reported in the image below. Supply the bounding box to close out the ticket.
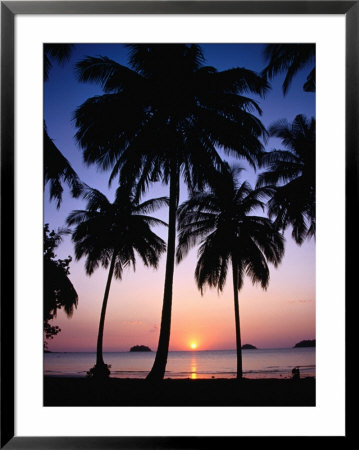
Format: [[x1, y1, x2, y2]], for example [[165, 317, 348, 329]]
[[44, 376, 315, 407]]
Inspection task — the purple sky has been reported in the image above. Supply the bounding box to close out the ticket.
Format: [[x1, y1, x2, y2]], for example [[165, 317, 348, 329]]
[[44, 44, 315, 351]]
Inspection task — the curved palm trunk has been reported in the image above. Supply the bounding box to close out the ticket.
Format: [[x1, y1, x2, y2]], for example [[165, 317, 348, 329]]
[[232, 259, 243, 380], [147, 162, 179, 381], [93, 249, 117, 377]]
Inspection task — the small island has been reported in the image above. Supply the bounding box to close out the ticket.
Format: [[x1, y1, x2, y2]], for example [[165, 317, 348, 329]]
[[130, 345, 152, 352], [241, 344, 257, 350], [294, 339, 315, 348]]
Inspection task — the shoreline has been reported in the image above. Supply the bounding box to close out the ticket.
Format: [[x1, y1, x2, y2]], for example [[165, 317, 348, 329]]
[[44, 376, 315, 407], [44, 372, 315, 380]]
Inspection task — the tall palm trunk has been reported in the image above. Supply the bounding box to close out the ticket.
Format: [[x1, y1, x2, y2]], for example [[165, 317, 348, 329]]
[[93, 249, 117, 376], [147, 161, 179, 381], [232, 258, 243, 380]]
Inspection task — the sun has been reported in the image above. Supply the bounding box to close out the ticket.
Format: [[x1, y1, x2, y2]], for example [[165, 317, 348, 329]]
[[190, 343, 197, 350]]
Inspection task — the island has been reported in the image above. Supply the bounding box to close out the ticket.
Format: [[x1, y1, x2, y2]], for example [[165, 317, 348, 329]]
[[241, 344, 257, 350], [130, 345, 152, 352], [294, 339, 315, 348]]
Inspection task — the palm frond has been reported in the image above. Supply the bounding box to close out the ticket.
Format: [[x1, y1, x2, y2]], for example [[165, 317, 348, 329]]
[[67, 186, 167, 276], [44, 127, 83, 208], [213, 67, 270, 97], [262, 44, 315, 94], [76, 56, 142, 93], [44, 44, 74, 81], [135, 196, 169, 215], [177, 166, 285, 294], [258, 115, 315, 244]]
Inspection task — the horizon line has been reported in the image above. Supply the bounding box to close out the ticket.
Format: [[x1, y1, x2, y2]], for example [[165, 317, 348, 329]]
[[45, 346, 315, 353]]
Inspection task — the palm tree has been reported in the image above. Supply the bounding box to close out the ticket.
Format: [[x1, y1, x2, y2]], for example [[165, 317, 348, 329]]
[[44, 44, 75, 81], [44, 44, 83, 207], [44, 224, 78, 349], [176, 166, 284, 379], [66, 185, 168, 378], [262, 44, 315, 94], [256, 114, 315, 245], [73, 44, 269, 380], [44, 125, 83, 208]]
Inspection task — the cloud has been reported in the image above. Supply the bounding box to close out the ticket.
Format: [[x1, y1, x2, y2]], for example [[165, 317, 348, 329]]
[[288, 299, 314, 304], [149, 325, 158, 333], [121, 320, 144, 326]]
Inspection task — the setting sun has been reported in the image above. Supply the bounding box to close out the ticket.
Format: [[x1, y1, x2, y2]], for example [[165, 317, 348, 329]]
[[191, 343, 197, 350]]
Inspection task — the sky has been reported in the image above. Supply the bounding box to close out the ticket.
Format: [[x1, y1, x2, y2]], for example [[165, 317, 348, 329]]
[[44, 43, 315, 352]]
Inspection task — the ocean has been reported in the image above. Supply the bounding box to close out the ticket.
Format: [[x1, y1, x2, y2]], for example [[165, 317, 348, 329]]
[[44, 347, 315, 379]]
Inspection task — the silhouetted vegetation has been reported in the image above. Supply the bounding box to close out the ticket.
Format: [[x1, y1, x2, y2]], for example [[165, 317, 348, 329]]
[[43, 44, 316, 393], [44, 44, 83, 208], [262, 44, 315, 94], [257, 114, 315, 244], [86, 363, 111, 379], [44, 44, 75, 82], [294, 339, 315, 348], [44, 224, 78, 350], [130, 345, 152, 352], [74, 44, 269, 381], [67, 185, 167, 378], [177, 166, 284, 379], [44, 124, 83, 208]]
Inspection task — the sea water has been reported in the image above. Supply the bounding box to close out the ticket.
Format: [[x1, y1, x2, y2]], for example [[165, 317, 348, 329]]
[[44, 347, 315, 379]]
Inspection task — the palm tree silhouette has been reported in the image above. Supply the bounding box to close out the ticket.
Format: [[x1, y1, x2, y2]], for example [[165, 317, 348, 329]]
[[44, 43, 75, 81], [257, 114, 315, 245], [176, 166, 284, 379], [262, 44, 315, 94], [44, 224, 78, 348], [44, 125, 83, 208], [74, 44, 269, 380], [66, 185, 168, 378], [44, 44, 83, 207]]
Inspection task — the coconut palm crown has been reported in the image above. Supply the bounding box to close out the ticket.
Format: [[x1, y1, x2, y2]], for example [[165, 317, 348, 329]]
[[44, 44, 75, 82], [44, 125, 83, 208], [176, 166, 285, 379], [256, 114, 315, 245], [73, 44, 269, 380], [262, 44, 315, 94], [44, 44, 83, 207], [66, 185, 168, 378]]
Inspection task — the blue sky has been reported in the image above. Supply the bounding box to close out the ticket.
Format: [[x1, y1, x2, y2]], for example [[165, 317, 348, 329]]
[[44, 44, 316, 351], [45, 43, 315, 229]]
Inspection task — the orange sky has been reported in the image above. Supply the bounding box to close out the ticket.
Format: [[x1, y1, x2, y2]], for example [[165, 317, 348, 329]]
[[44, 44, 315, 352], [48, 226, 315, 352]]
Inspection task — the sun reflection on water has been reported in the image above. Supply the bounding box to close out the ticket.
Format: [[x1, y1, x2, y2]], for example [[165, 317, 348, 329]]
[[191, 354, 197, 379]]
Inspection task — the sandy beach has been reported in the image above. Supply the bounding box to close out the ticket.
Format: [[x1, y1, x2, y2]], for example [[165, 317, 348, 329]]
[[44, 376, 315, 407]]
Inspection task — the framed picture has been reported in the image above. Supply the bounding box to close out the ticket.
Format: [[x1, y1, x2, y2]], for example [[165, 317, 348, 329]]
[[1, 1, 354, 447]]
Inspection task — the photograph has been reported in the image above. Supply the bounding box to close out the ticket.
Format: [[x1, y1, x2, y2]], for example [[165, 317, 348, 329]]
[[43, 42, 316, 407]]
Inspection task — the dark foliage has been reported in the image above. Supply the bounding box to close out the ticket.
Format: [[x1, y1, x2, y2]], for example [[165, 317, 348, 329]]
[[67, 185, 168, 278], [262, 44, 315, 94], [43, 224, 78, 349], [177, 166, 284, 378], [130, 345, 152, 352], [44, 125, 84, 208], [294, 339, 315, 348], [44, 44, 83, 207], [74, 44, 270, 380], [67, 185, 167, 377], [257, 114, 315, 244], [44, 43, 75, 82]]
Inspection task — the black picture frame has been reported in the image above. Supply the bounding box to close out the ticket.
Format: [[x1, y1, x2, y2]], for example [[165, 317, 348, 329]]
[[1, 1, 355, 447]]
